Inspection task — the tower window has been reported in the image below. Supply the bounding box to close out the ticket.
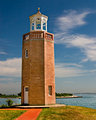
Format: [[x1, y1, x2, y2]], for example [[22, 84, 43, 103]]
[[32, 22, 34, 30], [25, 49, 28, 58], [36, 18, 41, 29], [25, 87, 29, 91], [43, 22, 46, 30], [24, 35, 29, 40], [48, 86, 52, 96]]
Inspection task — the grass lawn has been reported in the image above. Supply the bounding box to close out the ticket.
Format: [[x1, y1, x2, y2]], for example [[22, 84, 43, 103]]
[[37, 105, 96, 120], [0, 110, 26, 120]]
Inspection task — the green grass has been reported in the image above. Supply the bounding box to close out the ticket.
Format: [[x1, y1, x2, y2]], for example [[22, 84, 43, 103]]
[[0, 110, 26, 120], [37, 105, 96, 120]]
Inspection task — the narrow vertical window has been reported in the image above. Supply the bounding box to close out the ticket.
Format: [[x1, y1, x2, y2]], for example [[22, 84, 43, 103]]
[[25, 49, 28, 58], [43, 22, 46, 30], [36, 18, 41, 29], [32, 22, 34, 30], [48, 86, 52, 96]]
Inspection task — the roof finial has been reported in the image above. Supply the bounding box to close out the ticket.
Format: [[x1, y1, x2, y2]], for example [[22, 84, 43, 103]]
[[38, 7, 40, 11], [38, 7, 40, 13]]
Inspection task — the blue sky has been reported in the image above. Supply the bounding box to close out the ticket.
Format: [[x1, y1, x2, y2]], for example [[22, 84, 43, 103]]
[[0, 0, 96, 94]]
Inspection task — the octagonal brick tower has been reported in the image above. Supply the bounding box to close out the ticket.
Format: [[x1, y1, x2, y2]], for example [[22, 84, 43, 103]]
[[21, 8, 55, 105]]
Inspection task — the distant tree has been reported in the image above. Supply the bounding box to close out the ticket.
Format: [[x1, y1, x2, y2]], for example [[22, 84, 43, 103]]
[[55, 92, 73, 97], [6, 99, 13, 107], [0, 104, 8, 108]]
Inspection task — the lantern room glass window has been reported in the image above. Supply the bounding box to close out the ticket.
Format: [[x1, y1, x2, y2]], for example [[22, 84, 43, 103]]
[[43, 22, 46, 30], [36, 18, 41, 29], [32, 22, 34, 30]]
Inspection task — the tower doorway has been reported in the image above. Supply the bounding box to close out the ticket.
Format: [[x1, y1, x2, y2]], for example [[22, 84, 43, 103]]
[[24, 86, 29, 104]]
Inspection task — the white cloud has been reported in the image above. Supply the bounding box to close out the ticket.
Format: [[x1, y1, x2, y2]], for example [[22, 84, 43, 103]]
[[81, 58, 88, 63], [55, 10, 96, 62], [0, 58, 21, 77], [55, 63, 83, 78], [56, 63, 82, 68], [0, 58, 21, 94], [57, 10, 90, 32], [0, 51, 7, 55], [55, 34, 96, 61], [55, 63, 96, 78]]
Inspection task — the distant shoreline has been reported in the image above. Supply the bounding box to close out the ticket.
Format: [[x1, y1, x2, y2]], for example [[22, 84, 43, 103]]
[[0, 96, 83, 99], [56, 95, 82, 98], [0, 97, 21, 99]]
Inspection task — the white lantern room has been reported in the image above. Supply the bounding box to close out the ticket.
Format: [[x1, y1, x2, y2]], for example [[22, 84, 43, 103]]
[[29, 8, 48, 32]]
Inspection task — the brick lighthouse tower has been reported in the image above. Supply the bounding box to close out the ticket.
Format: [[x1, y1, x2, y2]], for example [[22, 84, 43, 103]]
[[21, 8, 55, 105]]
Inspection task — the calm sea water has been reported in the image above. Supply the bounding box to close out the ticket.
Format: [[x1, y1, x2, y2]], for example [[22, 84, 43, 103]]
[[0, 94, 96, 109], [0, 98, 21, 106], [56, 93, 96, 109]]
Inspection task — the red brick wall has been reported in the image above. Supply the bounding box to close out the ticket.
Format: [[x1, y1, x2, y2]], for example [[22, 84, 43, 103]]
[[44, 32, 56, 104], [21, 31, 55, 105]]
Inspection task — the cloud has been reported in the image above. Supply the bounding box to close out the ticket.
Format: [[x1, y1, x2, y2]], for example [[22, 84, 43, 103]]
[[81, 58, 89, 63], [55, 33, 96, 61], [0, 81, 21, 94], [0, 58, 21, 77], [0, 58, 21, 94], [55, 63, 83, 78], [56, 10, 90, 32], [55, 10, 96, 62], [0, 51, 7, 55], [56, 63, 82, 68], [55, 63, 96, 78]]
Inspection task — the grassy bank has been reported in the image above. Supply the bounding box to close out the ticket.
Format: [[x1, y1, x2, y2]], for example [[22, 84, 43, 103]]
[[0, 93, 21, 98], [0, 110, 26, 120], [56, 93, 73, 97], [0, 95, 20, 98], [37, 106, 96, 120]]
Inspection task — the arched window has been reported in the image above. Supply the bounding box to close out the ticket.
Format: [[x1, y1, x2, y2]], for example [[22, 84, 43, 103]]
[[36, 18, 41, 29], [32, 22, 34, 30], [25, 49, 28, 58], [43, 22, 46, 30]]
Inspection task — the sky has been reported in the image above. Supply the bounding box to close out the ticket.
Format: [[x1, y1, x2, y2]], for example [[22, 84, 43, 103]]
[[0, 0, 96, 94]]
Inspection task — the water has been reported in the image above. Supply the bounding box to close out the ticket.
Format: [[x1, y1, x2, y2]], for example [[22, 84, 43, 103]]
[[56, 93, 96, 109], [0, 94, 96, 109], [0, 98, 21, 105]]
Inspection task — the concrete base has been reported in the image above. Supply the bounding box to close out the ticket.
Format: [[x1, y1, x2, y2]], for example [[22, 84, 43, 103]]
[[15, 104, 65, 109]]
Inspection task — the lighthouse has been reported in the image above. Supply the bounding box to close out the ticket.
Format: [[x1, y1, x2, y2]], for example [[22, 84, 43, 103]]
[[21, 8, 55, 105]]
